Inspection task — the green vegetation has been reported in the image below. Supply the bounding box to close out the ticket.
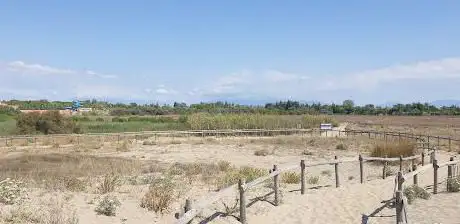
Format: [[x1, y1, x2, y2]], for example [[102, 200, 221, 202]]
[[403, 185, 431, 204], [16, 111, 81, 135], [3, 99, 460, 116]]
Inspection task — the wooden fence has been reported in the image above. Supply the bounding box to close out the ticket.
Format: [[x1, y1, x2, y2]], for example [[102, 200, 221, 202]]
[[1, 128, 459, 151], [175, 146, 440, 224]]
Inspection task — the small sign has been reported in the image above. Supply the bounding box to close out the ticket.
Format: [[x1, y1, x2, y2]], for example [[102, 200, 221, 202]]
[[320, 123, 333, 130]]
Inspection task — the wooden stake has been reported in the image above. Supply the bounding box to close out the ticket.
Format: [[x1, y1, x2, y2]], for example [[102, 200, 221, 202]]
[[359, 154, 364, 184], [448, 157, 454, 192], [334, 156, 340, 188], [421, 152, 425, 166], [433, 159, 438, 194], [300, 160, 306, 194], [238, 179, 247, 224], [413, 164, 418, 186], [399, 155, 403, 172], [273, 165, 280, 206]]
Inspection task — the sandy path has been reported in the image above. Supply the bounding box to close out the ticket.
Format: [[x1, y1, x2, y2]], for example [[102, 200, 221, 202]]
[[243, 152, 460, 224]]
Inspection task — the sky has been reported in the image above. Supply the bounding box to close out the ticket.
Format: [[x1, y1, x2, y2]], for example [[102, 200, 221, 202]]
[[1, 1, 460, 105]]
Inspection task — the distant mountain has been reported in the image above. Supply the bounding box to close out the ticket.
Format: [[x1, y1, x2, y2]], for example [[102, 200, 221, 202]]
[[431, 100, 460, 107]]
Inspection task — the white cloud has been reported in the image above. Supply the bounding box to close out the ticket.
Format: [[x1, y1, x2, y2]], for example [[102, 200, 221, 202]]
[[3, 61, 116, 79], [7, 61, 76, 75], [319, 57, 460, 91], [156, 88, 169, 94], [154, 85, 178, 95], [85, 70, 117, 79]]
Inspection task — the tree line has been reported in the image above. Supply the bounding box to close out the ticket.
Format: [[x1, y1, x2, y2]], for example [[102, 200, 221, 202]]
[[2, 99, 460, 116]]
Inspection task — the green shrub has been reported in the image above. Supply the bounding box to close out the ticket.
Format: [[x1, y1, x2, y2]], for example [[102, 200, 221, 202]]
[[16, 111, 80, 135], [254, 149, 270, 156], [336, 143, 348, 150], [95, 195, 121, 216], [95, 117, 105, 122], [0, 178, 27, 205], [403, 185, 431, 204], [447, 177, 460, 192], [307, 176, 319, 185]]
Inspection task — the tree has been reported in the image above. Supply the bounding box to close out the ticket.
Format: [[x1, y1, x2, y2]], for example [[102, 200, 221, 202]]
[[342, 100, 355, 114]]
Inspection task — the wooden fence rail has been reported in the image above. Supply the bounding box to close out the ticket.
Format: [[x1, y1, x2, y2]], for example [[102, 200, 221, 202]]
[[1, 128, 459, 151], [175, 147, 437, 224], [395, 156, 460, 223]]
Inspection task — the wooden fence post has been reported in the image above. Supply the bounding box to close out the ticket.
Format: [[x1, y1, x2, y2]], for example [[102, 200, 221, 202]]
[[421, 152, 425, 166], [300, 160, 306, 195], [399, 155, 403, 172], [185, 199, 192, 224], [413, 164, 418, 186], [433, 159, 438, 194], [437, 136, 440, 147], [396, 172, 404, 224], [395, 191, 403, 223], [273, 165, 280, 206], [359, 155, 364, 184], [334, 156, 340, 188], [382, 160, 387, 179], [447, 157, 454, 192], [238, 179, 247, 224]]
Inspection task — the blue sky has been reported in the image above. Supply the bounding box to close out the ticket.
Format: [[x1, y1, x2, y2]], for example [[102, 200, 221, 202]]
[[1, 1, 460, 105]]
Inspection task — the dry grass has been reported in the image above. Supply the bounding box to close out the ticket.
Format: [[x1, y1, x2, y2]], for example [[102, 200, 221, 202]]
[[0, 153, 142, 190], [140, 176, 176, 214], [116, 140, 132, 152], [370, 141, 416, 158], [217, 166, 266, 189], [282, 172, 300, 184], [97, 173, 121, 194], [1, 197, 79, 224]]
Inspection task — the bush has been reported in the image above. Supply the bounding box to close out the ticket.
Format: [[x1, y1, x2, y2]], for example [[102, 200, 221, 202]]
[[0, 178, 27, 205], [95, 117, 105, 122], [95, 195, 121, 216], [321, 170, 332, 176], [140, 177, 176, 213], [98, 173, 120, 194], [282, 172, 300, 184], [447, 177, 460, 192], [16, 111, 80, 135], [307, 176, 319, 185], [61, 176, 86, 192], [404, 185, 431, 204], [371, 141, 416, 158], [336, 143, 348, 150], [143, 140, 157, 145], [254, 149, 270, 156], [111, 117, 127, 122], [218, 166, 265, 189]]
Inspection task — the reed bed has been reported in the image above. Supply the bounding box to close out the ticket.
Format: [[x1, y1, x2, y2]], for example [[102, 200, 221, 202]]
[[186, 114, 337, 130]]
